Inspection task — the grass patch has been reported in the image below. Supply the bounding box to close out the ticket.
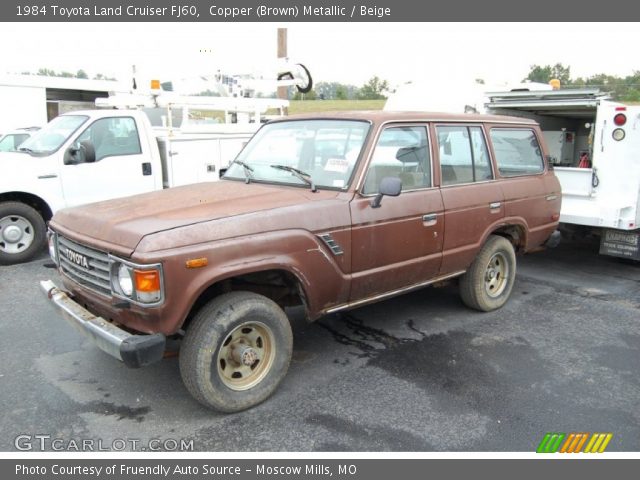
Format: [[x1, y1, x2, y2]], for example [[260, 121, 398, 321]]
[[289, 99, 385, 114], [191, 99, 385, 121]]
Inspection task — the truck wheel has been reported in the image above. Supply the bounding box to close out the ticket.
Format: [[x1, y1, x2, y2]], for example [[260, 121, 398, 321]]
[[179, 291, 293, 412], [459, 235, 516, 312], [0, 202, 46, 265]]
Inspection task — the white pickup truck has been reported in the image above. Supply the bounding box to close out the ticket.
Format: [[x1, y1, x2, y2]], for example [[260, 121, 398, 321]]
[[0, 108, 261, 265]]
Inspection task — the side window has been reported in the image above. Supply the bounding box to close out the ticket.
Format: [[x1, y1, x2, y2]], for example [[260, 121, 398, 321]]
[[76, 117, 142, 162], [363, 126, 430, 194], [437, 125, 493, 186], [490, 129, 544, 177], [0, 134, 30, 152]]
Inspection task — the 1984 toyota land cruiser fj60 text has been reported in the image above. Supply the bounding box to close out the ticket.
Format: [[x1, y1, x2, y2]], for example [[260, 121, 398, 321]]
[[41, 111, 561, 412]]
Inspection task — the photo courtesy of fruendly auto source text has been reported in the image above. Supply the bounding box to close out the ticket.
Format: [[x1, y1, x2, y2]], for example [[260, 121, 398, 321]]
[[0, 0, 639, 478]]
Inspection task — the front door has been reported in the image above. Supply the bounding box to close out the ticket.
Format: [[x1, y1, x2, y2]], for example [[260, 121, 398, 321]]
[[60, 116, 157, 207], [349, 124, 444, 301]]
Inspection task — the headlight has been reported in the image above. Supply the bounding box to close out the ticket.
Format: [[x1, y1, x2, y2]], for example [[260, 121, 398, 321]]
[[110, 257, 164, 306], [47, 232, 58, 265], [117, 264, 134, 297]]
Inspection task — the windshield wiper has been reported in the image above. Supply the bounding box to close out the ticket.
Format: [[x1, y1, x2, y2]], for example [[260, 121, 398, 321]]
[[230, 159, 254, 184], [270, 164, 317, 192]]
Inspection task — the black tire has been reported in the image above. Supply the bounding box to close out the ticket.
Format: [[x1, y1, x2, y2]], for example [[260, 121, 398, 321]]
[[179, 291, 293, 412], [0, 201, 46, 266], [459, 235, 516, 312]]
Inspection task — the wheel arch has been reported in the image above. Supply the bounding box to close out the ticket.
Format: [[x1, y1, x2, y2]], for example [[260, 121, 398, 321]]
[[488, 221, 528, 253], [180, 267, 310, 333], [0, 191, 53, 222]]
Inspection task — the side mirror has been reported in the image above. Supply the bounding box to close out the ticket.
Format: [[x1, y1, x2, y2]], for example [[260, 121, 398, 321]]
[[64, 141, 96, 165], [370, 176, 402, 208]]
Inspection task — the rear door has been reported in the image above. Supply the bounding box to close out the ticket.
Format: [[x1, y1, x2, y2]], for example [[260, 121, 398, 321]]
[[436, 124, 504, 274], [349, 124, 444, 301], [489, 127, 560, 248]]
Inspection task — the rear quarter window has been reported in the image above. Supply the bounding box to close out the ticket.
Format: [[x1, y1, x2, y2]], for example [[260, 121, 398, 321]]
[[490, 128, 544, 177]]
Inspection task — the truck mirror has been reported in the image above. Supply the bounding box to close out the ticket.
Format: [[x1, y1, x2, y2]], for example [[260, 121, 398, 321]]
[[80, 141, 96, 163], [64, 141, 96, 165], [370, 176, 402, 208]]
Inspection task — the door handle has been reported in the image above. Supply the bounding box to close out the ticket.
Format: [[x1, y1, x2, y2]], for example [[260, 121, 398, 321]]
[[38, 174, 58, 179], [142, 162, 152, 176], [422, 213, 437, 225], [489, 202, 501, 210]]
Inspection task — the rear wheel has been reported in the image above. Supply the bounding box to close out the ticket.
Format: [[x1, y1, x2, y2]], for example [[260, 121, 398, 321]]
[[459, 235, 516, 312], [0, 202, 46, 265], [179, 291, 293, 412]]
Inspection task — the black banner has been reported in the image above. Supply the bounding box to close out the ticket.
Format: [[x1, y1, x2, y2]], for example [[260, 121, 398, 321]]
[[4, 459, 640, 480], [1, 0, 640, 21]]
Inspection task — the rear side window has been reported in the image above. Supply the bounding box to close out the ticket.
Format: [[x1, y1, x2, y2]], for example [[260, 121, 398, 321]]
[[490, 129, 544, 177], [436, 125, 492, 186]]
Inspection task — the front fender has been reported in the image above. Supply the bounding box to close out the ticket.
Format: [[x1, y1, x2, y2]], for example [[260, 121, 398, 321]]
[[133, 229, 351, 334]]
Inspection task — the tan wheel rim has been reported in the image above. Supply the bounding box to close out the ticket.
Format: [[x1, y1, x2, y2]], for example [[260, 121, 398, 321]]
[[217, 321, 275, 391], [484, 252, 509, 298]]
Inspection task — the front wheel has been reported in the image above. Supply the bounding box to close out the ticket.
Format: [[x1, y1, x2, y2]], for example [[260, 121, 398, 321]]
[[459, 235, 516, 312], [0, 201, 46, 265], [179, 291, 293, 412]]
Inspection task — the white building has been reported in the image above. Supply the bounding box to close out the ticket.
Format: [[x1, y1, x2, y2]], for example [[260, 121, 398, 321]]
[[0, 74, 127, 132]]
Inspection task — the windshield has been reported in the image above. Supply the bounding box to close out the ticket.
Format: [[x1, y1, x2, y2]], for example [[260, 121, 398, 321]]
[[19, 115, 88, 155], [224, 119, 370, 189]]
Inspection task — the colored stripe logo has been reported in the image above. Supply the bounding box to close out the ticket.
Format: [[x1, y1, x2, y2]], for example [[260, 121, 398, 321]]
[[537, 432, 612, 453]]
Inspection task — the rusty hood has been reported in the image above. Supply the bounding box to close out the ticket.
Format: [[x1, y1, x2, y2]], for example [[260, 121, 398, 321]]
[[51, 181, 343, 254]]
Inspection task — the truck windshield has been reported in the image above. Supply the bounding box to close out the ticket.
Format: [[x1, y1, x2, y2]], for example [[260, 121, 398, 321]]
[[224, 119, 370, 189], [18, 115, 88, 155]]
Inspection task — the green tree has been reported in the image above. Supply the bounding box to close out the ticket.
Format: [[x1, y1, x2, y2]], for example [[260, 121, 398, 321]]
[[37, 68, 56, 76], [76, 69, 88, 79], [524, 63, 571, 84], [357, 76, 389, 100]]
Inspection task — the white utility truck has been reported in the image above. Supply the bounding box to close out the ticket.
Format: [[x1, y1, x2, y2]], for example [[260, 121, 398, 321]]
[[0, 63, 313, 265], [485, 88, 640, 261]]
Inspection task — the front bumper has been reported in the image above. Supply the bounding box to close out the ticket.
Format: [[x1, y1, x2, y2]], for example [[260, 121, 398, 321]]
[[40, 280, 166, 368]]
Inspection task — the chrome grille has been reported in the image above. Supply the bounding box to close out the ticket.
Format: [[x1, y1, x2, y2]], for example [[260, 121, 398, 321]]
[[57, 235, 111, 296]]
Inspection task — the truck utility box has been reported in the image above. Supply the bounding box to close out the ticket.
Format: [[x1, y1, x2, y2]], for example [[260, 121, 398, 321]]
[[156, 130, 253, 187], [485, 87, 640, 260], [542, 130, 575, 166]]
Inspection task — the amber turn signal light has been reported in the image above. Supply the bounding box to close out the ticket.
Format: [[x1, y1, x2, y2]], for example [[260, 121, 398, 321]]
[[186, 257, 208, 269], [134, 269, 161, 292]]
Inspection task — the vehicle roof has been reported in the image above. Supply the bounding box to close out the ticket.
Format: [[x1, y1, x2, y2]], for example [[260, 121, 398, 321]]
[[1, 126, 39, 135], [278, 110, 538, 125]]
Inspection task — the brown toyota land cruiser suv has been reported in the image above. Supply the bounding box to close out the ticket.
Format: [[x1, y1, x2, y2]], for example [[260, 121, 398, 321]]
[[41, 111, 561, 412]]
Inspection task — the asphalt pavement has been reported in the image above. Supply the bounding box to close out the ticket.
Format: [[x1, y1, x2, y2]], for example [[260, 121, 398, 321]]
[[0, 236, 638, 452]]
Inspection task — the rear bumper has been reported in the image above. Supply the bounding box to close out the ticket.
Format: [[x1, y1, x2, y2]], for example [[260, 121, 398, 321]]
[[40, 280, 166, 368]]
